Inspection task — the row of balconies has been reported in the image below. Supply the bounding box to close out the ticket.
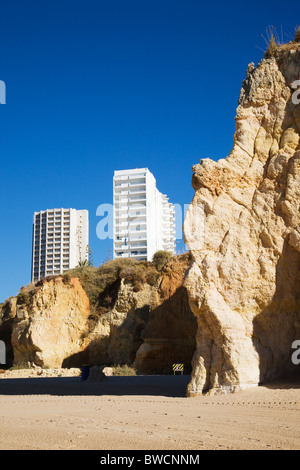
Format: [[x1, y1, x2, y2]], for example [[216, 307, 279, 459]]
[[35, 239, 70, 244], [34, 266, 69, 272], [35, 238, 70, 245], [114, 251, 147, 259], [115, 218, 146, 226], [35, 249, 70, 255], [114, 196, 146, 203], [115, 206, 146, 212], [33, 267, 69, 279], [114, 183, 146, 191], [35, 220, 70, 225], [35, 229, 70, 236], [114, 189, 146, 198], [114, 212, 146, 219], [34, 261, 69, 271], [35, 210, 70, 216], [115, 218, 146, 224], [34, 220, 70, 228], [34, 252, 68, 258], [35, 236, 70, 243], [114, 241, 147, 249], [114, 235, 146, 241], [115, 201, 146, 207], [34, 269, 69, 277], [115, 234, 146, 240], [34, 245, 70, 253], [35, 218, 70, 224], [34, 250, 70, 258], [114, 230, 147, 238], [34, 258, 70, 267], [34, 251, 70, 258], [115, 211, 146, 219], [115, 226, 147, 234], [114, 173, 146, 181], [34, 259, 70, 267]]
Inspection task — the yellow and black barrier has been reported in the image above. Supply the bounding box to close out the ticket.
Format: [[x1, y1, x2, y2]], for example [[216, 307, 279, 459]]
[[172, 363, 184, 375]]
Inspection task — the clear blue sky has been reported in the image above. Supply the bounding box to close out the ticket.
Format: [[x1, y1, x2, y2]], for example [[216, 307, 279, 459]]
[[0, 0, 298, 302]]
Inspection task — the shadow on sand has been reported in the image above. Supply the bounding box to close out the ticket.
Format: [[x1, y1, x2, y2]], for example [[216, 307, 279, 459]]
[[261, 374, 300, 390], [0, 375, 191, 398]]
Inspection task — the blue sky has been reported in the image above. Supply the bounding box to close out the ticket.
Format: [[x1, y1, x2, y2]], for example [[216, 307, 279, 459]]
[[0, 0, 298, 302]]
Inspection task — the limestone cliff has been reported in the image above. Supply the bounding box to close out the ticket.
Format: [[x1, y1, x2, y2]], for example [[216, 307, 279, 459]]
[[183, 32, 300, 395], [0, 255, 194, 371]]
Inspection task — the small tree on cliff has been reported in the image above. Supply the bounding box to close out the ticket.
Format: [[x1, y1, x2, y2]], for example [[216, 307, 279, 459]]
[[77, 245, 94, 267], [152, 250, 173, 271]]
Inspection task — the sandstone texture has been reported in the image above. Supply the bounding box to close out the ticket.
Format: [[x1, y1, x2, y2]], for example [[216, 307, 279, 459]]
[[0, 367, 81, 379], [183, 36, 300, 395], [0, 276, 155, 369], [78, 279, 158, 368], [0, 278, 91, 368]]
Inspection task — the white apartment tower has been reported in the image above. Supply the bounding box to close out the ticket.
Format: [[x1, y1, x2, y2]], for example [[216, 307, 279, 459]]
[[31, 208, 89, 282], [113, 168, 176, 261]]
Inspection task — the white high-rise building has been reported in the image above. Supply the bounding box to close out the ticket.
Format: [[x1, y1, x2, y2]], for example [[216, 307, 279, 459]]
[[113, 168, 176, 261], [31, 208, 89, 282]]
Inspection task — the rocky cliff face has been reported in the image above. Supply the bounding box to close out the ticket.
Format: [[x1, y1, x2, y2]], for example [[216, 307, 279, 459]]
[[70, 279, 158, 368], [183, 34, 300, 395], [0, 255, 194, 371], [134, 254, 197, 374], [0, 278, 91, 368]]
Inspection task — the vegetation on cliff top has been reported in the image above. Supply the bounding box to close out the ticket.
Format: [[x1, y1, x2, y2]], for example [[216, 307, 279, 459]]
[[10, 251, 189, 316], [263, 25, 300, 58], [63, 257, 160, 307], [152, 250, 173, 271], [63, 250, 179, 306]]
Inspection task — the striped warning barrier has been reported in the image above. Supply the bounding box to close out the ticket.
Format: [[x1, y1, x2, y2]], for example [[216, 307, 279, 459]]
[[172, 363, 184, 375]]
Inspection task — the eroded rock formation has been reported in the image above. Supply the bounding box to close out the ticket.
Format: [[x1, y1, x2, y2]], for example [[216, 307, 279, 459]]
[[2, 278, 91, 368], [0, 255, 194, 371], [0, 276, 156, 368], [183, 34, 300, 395]]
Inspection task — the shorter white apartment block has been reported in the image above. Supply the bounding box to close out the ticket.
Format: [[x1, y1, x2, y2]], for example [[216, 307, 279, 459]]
[[113, 168, 176, 261], [31, 208, 89, 282]]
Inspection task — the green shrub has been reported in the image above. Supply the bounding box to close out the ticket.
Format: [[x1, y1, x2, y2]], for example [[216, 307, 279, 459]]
[[16, 291, 30, 305], [63, 258, 161, 312], [16, 285, 37, 306], [266, 35, 278, 57], [112, 364, 137, 376], [10, 363, 31, 370], [152, 250, 173, 271]]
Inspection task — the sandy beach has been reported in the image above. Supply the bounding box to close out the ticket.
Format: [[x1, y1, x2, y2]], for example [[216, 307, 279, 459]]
[[0, 371, 299, 450]]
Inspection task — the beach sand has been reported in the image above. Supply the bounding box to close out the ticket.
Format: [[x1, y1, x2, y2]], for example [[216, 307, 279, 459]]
[[0, 371, 299, 450]]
